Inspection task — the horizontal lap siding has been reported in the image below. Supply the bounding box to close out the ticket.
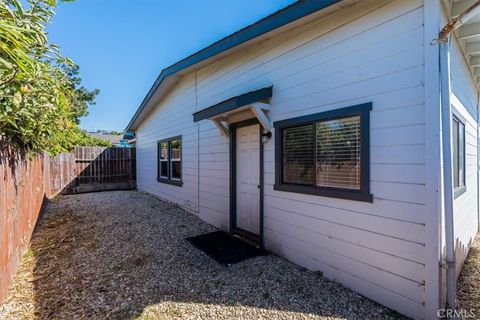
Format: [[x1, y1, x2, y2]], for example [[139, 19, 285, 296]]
[[135, 0, 427, 318], [197, 120, 230, 230], [449, 34, 479, 276], [195, 0, 426, 318], [136, 74, 198, 212]]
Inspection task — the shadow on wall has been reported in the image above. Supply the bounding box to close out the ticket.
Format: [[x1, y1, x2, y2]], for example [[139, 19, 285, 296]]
[[455, 236, 475, 279], [437, 228, 478, 308], [15, 191, 400, 319]]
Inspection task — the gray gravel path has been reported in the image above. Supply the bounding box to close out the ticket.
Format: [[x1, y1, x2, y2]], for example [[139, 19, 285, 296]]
[[457, 235, 480, 318], [0, 190, 404, 319]]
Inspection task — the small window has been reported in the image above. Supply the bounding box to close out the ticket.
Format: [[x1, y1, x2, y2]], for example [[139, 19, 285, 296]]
[[274, 103, 372, 202], [452, 115, 466, 198], [157, 136, 182, 186]]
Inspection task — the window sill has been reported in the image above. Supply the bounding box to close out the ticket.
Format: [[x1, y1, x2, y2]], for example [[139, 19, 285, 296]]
[[273, 183, 373, 203], [157, 178, 183, 187], [454, 185, 466, 199]]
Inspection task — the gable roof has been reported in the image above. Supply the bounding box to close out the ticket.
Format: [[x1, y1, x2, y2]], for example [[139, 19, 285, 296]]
[[125, 0, 340, 131]]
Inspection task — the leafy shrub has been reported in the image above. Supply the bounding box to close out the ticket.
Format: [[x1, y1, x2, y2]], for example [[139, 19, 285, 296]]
[[0, 0, 109, 154]]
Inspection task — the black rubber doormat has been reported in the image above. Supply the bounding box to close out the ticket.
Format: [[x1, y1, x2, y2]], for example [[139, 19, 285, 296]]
[[187, 231, 267, 265]]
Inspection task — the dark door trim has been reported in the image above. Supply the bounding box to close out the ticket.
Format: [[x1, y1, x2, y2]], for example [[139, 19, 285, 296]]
[[229, 118, 264, 248]]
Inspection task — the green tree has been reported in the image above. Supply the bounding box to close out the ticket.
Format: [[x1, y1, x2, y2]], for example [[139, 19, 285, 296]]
[[0, 0, 109, 154], [63, 63, 100, 124]]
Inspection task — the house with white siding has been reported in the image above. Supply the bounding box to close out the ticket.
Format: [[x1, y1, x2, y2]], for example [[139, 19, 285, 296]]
[[125, 1, 480, 318]]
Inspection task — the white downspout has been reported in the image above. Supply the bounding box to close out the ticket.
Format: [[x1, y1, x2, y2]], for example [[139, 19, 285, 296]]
[[439, 35, 457, 310]]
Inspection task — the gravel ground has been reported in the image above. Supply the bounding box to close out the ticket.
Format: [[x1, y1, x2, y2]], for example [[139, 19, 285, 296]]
[[457, 235, 480, 317], [0, 190, 404, 320]]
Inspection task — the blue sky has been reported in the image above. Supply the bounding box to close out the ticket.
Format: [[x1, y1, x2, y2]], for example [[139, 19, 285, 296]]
[[48, 0, 295, 132]]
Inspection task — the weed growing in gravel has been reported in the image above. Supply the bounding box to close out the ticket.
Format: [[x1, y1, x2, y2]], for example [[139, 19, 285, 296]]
[[23, 248, 33, 259], [165, 305, 181, 317], [134, 313, 155, 320]]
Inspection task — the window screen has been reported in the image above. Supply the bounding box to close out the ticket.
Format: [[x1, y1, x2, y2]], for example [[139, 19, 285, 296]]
[[316, 116, 360, 189], [159, 141, 169, 178], [274, 103, 371, 202], [281, 116, 361, 189], [170, 139, 182, 181], [459, 124, 465, 187], [282, 124, 314, 185]]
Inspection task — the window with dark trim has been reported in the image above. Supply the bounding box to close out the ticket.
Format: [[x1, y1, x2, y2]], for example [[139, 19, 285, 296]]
[[452, 115, 466, 198], [157, 136, 182, 186], [274, 103, 372, 202]]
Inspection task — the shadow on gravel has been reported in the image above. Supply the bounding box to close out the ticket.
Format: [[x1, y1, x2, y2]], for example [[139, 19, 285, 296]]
[[15, 191, 400, 319]]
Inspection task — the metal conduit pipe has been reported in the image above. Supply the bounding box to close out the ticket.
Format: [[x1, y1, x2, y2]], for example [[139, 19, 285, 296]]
[[439, 35, 456, 310]]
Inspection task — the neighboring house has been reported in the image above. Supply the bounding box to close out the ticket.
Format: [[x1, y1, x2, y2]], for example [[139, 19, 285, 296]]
[[87, 132, 132, 147], [125, 1, 480, 319], [122, 132, 136, 147]]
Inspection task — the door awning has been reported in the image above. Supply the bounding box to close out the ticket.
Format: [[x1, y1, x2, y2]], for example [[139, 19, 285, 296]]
[[192, 86, 273, 137]]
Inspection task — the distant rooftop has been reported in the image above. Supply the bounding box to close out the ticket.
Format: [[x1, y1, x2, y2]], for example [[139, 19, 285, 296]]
[[87, 132, 123, 145]]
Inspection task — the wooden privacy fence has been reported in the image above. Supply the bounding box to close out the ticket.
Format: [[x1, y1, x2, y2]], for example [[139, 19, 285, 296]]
[[0, 145, 136, 303], [1, 148, 51, 304], [49, 152, 76, 195], [65, 146, 136, 194]]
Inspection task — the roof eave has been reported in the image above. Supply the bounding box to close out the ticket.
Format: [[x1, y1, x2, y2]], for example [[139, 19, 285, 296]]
[[125, 0, 342, 132]]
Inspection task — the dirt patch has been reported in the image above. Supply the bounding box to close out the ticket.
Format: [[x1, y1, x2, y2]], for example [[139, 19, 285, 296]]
[[0, 191, 403, 319]]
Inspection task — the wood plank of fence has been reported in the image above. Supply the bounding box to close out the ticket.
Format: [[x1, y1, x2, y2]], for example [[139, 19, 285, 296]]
[[49, 152, 75, 196], [67, 146, 136, 194], [0, 146, 48, 303]]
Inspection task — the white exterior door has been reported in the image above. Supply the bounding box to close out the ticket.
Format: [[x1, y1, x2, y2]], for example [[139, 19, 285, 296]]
[[236, 124, 260, 235]]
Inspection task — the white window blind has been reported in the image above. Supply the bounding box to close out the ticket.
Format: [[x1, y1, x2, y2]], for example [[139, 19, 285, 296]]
[[281, 116, 361, 190], [316, 116, 361, 189], [282, 124, 314, 185]]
